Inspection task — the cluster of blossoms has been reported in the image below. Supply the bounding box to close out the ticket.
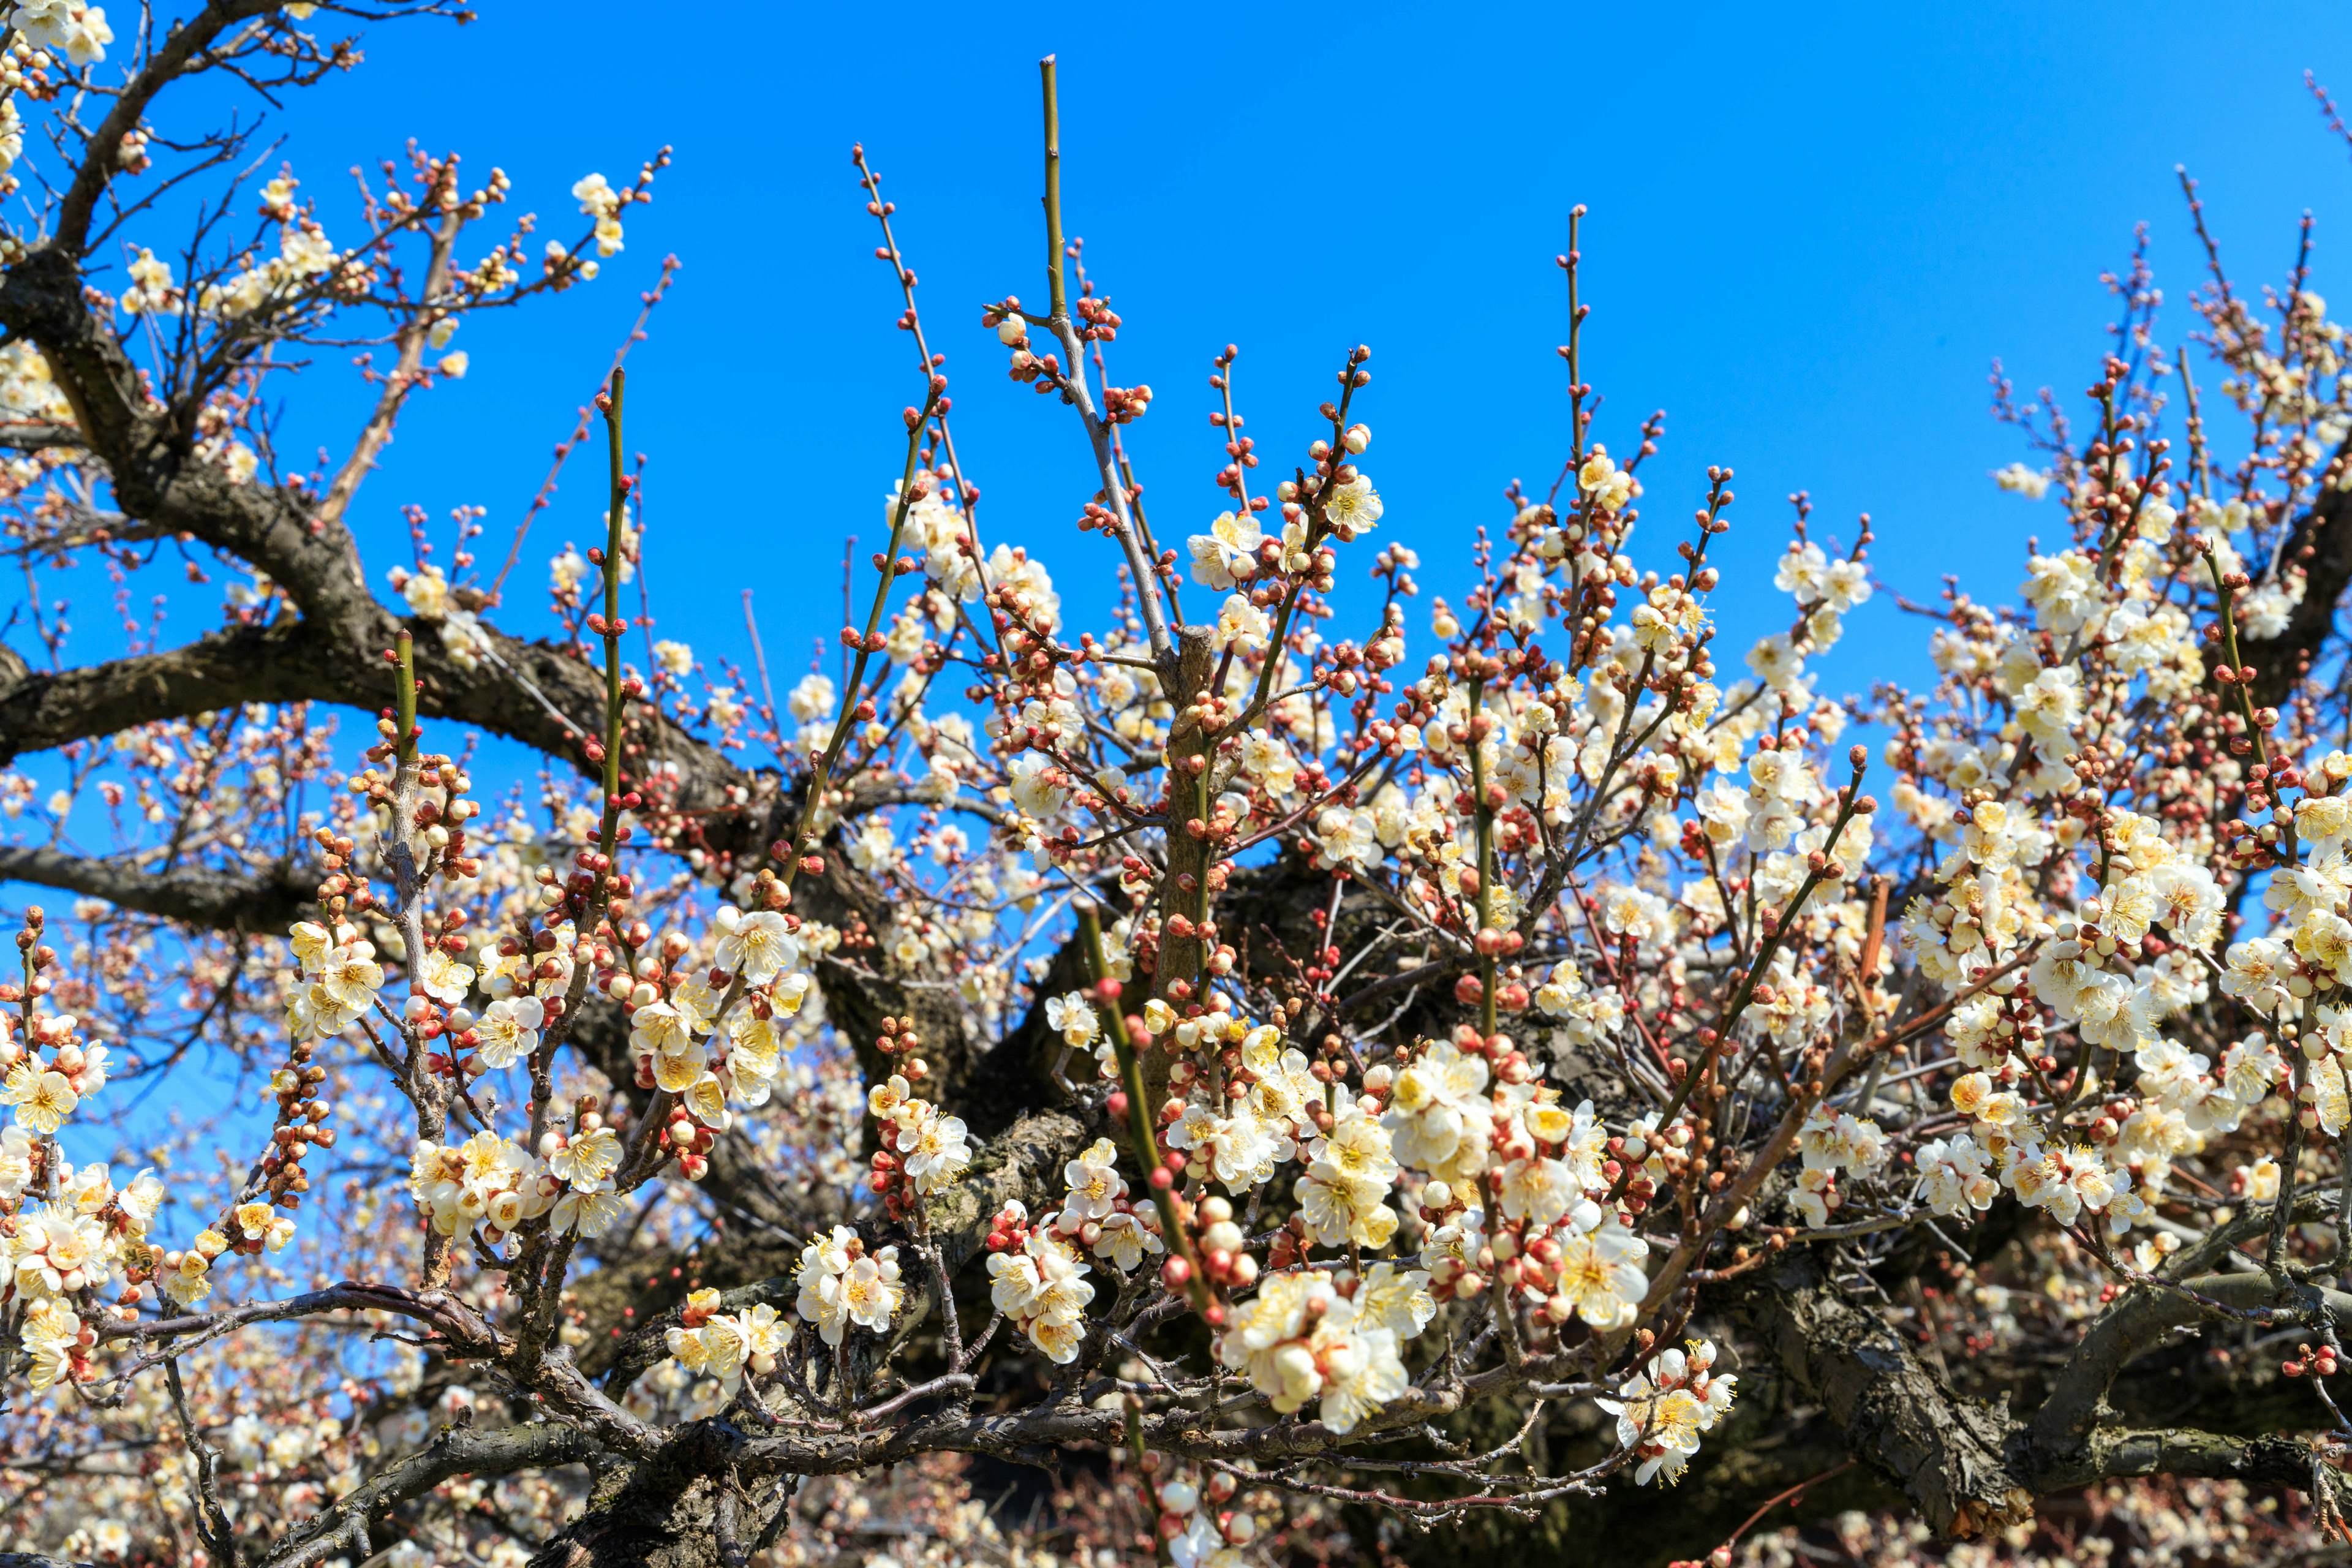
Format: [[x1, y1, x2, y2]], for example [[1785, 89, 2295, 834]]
[[864, 1025, 974, 1217], [409, 1115, 625, 1245], [282, 918, 386, 1039], [983, 1200, 1098, 1363], [0, 915, 177, 1382], [2, 1136, 164, 1382], [663, 1286, 791, 1397], [6, 1, 110, 67], [1052, 1137, 1169, 1270], [793, 1224, 907, 1348], [1598, 1338, 1739, 1486], [1149, 1466, 1267, 1567], [614, 903, 815, 1176], [1790, 1103, 1889, 1226], [1213, 1263, 1433, 1434], [1, 1008, 104, 1136]]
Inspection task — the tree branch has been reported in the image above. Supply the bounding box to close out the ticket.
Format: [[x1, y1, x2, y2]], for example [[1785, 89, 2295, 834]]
[[1731, 1249, 2035, 1537], [0, 843, 312, 933], [256, 1419, 597, 1568]]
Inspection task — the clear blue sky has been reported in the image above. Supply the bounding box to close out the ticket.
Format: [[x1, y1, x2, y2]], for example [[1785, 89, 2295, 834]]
[[224, 0, 2352, 708], [31, 0, 2352, 761]]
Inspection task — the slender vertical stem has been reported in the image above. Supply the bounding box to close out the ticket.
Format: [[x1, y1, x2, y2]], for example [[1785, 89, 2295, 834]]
[[773, 390, 941, 899], [1468, 676, 1498, 1039], [1041, 55, 1066, 325], [1566, 204, 1587, 469], [514, 369, 638, 1338], [1080, 906, 1213, 1317], [388, 624, 448, 1287], [393, 630, 417, 771], [1033, 56, 1174, 663]]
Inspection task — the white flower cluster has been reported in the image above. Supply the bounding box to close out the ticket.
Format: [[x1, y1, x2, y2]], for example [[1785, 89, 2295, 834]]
[[409, 1123, 624, 1245], [985, 1208, 1096, 1364], [1597, 1338, 1737, 1485], [119, 247, 180, 315], [0, 340, 72, 432], [1051, 1136, 1163, 1269], [7, 0, 111, 65], [151, 1194, 299, 1310], [1160, 1016, 1325, 1200], [3, 1154, 160, 1337], [1993, 460, 2052, 499], [1044, 990, 1107, 1074], [1, 1006, 108, 1136], [282, 919, 386, 1041], [1535, 959, 1626, 1050], [16, 1296, 83, 1392], [624, 908, 812, 1123], [1900, 777, 2317, 1246], [195, 211, 350, 318], [793, 1224, 905, 1348], [386, 564, 498, 673], [974, 1140, 1168, 1365], [1790, 1104, 1888, 1227], [1213, 1264, 1433, 1435], [865, 1072, 973, 1196], [572, 172, 627, 256], [1155, 1469, 1265, 1567], [665, 1287, 790, 1397]]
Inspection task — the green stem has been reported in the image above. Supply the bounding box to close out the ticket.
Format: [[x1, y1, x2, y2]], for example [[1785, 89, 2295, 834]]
[[1080, 906, 1213, 1317], [393, 629, 417, 768], [1041, 56, 1067, 326], [1468, 676, 1498, 1038]]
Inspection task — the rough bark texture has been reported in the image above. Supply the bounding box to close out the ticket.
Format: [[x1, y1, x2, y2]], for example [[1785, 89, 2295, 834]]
[[1731, 1250, 2036, 1538], [526, 1460, 775, 1568]]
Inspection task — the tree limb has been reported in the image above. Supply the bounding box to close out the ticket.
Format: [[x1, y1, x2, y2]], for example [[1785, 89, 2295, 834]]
[[0, 843, 312, 933], [256, 1419, 597, 1568], [1730, 1249, 2035, 1537]]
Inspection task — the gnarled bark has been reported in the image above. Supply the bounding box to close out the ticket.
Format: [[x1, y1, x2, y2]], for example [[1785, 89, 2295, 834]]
[[1732, 1249, 2035, 1538]]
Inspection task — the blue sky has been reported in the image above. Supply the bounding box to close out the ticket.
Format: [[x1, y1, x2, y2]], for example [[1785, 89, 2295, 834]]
[[201, 0, 2352, 709], [24, 0, 2352, 777]]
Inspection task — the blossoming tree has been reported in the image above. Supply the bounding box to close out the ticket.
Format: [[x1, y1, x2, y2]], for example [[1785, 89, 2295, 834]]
[[9, 7, 2352, 1568]]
